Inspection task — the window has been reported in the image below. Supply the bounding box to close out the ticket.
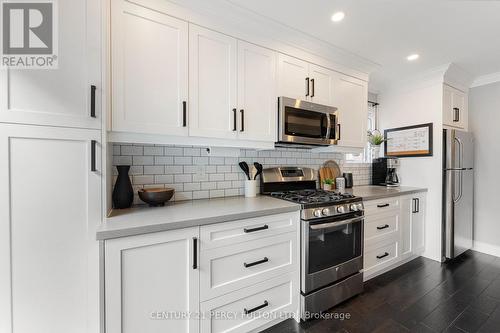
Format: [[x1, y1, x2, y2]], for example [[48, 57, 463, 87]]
[[345, 101, 378, 163]]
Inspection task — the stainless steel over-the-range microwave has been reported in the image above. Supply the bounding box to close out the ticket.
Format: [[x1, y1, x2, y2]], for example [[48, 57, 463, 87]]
[[277, 96, 339, 146]]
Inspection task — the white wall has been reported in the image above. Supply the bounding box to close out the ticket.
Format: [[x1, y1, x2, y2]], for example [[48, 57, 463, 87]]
[[469, 82, 500, 257], [379, 82, 444, 261]]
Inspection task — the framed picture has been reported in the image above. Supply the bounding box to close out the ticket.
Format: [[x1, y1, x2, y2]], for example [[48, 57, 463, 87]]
[[384, 123, 433, 157]]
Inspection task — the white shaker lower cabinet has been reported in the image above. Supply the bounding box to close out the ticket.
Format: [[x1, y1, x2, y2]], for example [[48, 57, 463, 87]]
[[111, 0, 189, 135], [105, 227, 200, 333], [0, 124, 101, 333], [363, 193, 426, 280], [104, 212, 300, 333]]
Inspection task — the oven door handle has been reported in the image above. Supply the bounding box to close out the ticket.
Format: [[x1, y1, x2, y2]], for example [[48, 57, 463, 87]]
[[309, 216, 364, 230]]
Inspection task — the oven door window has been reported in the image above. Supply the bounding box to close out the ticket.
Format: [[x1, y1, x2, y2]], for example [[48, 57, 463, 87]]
[[284, 107, 328, 138], [308, 219, 362, 274]]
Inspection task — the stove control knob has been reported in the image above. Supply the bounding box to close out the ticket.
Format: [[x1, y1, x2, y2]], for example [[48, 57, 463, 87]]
[[313, 210, 322, 218], [322, 208, 331, 216], [350, 204, 358, 212], [357, 203, 364, 211], [336, 206, 346, 214]]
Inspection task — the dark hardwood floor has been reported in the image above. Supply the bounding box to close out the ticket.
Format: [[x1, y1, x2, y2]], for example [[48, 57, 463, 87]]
[[263, 251, 500, 333]]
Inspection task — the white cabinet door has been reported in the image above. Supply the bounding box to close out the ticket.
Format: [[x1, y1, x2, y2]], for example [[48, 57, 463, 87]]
[[0, 0, 101, 129], [0, 124, 101, 333], [105, 227, 199, 333], [400, 196, 413, 257], [411, 193, 426, 255], [452, 88, 468, 130], [111, 1, 188, 135], [308, 64, 334, 106], [237, 41, 277, 142], [332, 74, 368, 148], [189, 25, 237, 139], [443, 84, 454, 127], [443, 84, 468, 130], [277, 54, 309, 100]]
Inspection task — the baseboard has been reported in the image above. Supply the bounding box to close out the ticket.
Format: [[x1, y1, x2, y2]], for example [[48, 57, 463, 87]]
[[473, 241, 500, 257]]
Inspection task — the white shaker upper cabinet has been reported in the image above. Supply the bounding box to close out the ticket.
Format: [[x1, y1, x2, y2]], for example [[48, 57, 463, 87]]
[[237, 41, 277, 142], [0, 0, 101, 129], [105, 227, 199, 333], [189, 25, 238, 139], [443, 84, 468, 130], [111, 1, 189, 135], [0, 124, 101, 333], [277, 54, 309, 100], [308, 64, 335, 106], [332, 74, 368, 149]]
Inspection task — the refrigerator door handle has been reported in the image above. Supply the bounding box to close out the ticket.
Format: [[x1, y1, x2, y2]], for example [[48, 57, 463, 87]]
[[453, 170, 463, 203], [454, 137, 463, 169]]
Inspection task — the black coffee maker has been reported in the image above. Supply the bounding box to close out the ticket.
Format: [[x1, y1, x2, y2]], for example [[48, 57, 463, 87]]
[[372, 157, 400, 187]]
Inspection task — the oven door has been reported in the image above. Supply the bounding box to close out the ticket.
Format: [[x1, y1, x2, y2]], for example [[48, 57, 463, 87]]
[[278, 97, 338, 146], [301, 214, 364, 293]]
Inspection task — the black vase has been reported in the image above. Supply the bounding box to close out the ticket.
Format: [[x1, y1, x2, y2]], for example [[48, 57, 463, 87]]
[[113, 165, 134, 209]]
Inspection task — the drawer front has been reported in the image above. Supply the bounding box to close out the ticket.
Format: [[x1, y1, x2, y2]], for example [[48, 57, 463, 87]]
[[200, 273, 298, 333], [364, 197, 400, 216], [364, 212, 399, 244], [364, 240, 398, 272], [200, 232, 297, 301], [200, 212, 299, 249]]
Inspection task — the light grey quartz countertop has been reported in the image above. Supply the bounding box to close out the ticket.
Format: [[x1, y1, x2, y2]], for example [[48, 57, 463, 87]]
[[97, 195, 300, 240], [347, 185, 427, 201]]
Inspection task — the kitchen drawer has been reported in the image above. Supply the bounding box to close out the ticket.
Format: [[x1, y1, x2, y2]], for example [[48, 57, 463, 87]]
[[364, 212, 400, 244], [364, 240, 398, 273], [200, 272, 298, 333], [364, 197, 400, 216], [200, 212, 299, 249], [200, 232, 297, 301]]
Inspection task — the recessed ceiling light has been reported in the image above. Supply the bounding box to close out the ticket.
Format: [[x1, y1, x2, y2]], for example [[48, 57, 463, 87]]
[[331, 12, 345, 22], [407, 54, 420, 61]]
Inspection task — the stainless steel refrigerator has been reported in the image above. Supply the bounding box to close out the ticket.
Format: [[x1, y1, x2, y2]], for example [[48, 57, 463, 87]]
[[443, 129, 474, 260]]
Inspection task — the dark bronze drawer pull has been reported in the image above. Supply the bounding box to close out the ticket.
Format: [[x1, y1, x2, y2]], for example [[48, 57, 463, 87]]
[[244, 257, 268, 268], [376, 252, 389, 259], [377, 203, 390, 208], [377, 224, 389, 230], [244, 225, 269, 233], [244, 300, 269, 315]]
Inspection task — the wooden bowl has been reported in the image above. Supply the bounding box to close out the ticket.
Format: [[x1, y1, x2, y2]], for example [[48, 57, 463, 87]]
[[138, 188, 174, 207]]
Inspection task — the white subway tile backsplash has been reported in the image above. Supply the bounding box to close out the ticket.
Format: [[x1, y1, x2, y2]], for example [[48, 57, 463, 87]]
[[133, 156, 154, 165], [144, 165, 165, 175], [174, 174, 192, 183], [121, 145, 143, 156], [143, 146, 164, 155], [113, 144, 371, 202]]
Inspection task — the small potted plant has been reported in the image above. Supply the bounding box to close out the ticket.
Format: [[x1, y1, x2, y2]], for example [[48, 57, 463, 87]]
[[323, 178, 334, 191], [367, 130, 388, 159]]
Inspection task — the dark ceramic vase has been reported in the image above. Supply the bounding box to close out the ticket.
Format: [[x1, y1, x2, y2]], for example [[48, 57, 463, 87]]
[[113, 165, 134, 209]]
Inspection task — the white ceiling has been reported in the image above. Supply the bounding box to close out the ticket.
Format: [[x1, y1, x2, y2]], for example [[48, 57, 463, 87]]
[[226, 0, 500, 90]]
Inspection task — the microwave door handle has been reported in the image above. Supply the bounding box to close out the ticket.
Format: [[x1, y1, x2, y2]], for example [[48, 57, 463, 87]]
[[325, 114, 332, 140]]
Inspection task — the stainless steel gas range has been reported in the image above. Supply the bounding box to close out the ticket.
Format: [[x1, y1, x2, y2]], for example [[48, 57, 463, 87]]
[[261, 167, 364, 320]]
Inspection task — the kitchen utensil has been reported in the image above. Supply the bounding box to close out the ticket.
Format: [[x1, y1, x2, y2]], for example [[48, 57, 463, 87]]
[[239, 161, 251, 180], [112, 165, 134, 209], [250, 165, 257, 180], [343, 173, 353, 188], [253, 162, 263, 180], [138, 188, 174, 207], [323, 160, 341, 177]]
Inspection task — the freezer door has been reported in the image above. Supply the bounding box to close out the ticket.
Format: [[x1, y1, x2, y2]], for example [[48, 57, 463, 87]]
[[454, 130, 474, 169], [444, 169, 474, 259], [444, 129, 474, 170]]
